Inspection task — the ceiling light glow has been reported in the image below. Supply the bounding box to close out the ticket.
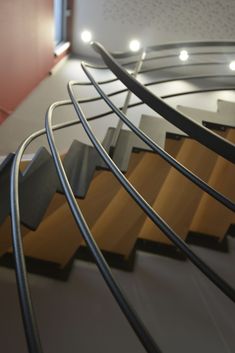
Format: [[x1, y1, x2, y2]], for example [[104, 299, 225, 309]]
[[179, 50, 189, 61], [81, 30, 92, 43], [129, 39, 141, 52], [229, 60, 235, 71]]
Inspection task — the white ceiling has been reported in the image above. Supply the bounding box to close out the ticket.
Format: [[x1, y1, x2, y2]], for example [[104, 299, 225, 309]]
[[72, 0, 235, 57]]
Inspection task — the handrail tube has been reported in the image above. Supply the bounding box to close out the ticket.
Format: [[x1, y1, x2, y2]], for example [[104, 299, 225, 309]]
[[86, 50, 235, 70], [77, 88, 235, 126], [91, 42, 235, 164], [80, 63, 235, 211], [78, 74, 235, 104], [10, 135, 47, 353], [68, 82, 235, 303], [75, 62, 234, 86], [45, 102, 162, 353], [113, 88, 235, 113], [110, 40, 235, 59], [138, 61, 231, 75]]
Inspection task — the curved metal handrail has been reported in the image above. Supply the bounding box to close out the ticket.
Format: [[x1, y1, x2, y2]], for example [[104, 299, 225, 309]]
[[75, 62, 235, 87], [78, 73, 235, 104], [111, 40, 235, 59], [11, 130, 49, 353], [86, 50, 235, 70], [85, 60, 233, 75], [138, 61, 233, 75], [91, 42, 235, 164]]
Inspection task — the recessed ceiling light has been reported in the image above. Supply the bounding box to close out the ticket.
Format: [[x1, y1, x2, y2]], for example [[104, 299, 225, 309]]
[[129, 39, 141, 52], [179, 50, 189, 61], [81, 30, 92, 43], [229, 60, 235, 71]]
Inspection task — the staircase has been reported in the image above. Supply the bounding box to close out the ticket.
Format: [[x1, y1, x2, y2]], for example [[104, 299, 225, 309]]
[[0, 41, 235, 353]]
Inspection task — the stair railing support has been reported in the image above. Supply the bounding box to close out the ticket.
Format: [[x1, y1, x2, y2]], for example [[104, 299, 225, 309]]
[[110, 49, 146, 148]]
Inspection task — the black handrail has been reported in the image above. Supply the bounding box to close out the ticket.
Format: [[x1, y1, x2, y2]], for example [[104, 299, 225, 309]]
[[68, 81, 235, 303], [78, 73, 235, 104], [85, 61, 231, 75], [79, 63, 235, 211], [103, 87, 235, 115], [75, 64, 235, 88], [86, 50, 235, 70], [111, 40, 235, 59], [138, 61, 231, 75], [91, 42, 235, 164], [45, 101, 162, 353], [10, 131, 47, 353]]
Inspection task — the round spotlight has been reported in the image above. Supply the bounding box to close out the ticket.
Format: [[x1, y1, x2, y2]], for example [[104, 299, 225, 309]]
[[81, 30, 92, 43], [129, 39, 141, 52], [179, 50, 189, 61], [229, 60, 235, 71]]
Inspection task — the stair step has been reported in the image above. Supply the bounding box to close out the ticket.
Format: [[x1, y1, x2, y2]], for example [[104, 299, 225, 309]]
[[135, 114, 185, 152], [177, 104, 235, 128], [19, 147, 60, 230], [20, 198, 83, 267], [112, 129, 136, 172], [217, 99, 235, 117], [57, 140, 88, 195]]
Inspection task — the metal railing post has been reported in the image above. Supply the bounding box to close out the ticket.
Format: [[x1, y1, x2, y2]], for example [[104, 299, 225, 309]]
[[110, 49, 146, 148]]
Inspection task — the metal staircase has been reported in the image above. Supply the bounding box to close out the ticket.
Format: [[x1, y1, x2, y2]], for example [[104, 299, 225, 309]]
[[0, 41, 235, 353]]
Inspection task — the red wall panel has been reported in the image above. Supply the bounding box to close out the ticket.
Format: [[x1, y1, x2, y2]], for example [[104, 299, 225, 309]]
[[0, 0, 54, 122]]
